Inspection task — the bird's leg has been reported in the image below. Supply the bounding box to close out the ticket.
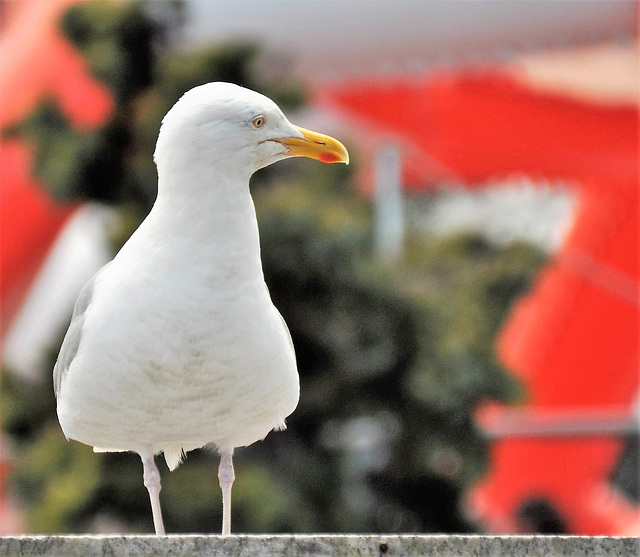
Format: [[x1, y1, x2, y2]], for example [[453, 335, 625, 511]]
[[141, 453, 165, 535], [218, 449, 235, 536]]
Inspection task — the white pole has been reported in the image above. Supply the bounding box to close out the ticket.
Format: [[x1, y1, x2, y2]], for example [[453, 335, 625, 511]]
[[373, 143, 404, 263]]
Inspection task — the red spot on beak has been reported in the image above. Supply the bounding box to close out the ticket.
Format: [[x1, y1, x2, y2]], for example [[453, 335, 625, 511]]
[[319, 152, 341, 164]]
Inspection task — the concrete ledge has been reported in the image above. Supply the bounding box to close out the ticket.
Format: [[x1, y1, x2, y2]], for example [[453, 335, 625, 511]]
[[0, 535, 638, 557]]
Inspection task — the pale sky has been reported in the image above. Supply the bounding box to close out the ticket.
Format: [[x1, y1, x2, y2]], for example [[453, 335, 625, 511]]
[[184, 0, 636, 79]]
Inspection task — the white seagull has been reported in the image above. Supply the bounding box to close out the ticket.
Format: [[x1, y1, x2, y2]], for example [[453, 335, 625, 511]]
[[53, 82, 349, 535]]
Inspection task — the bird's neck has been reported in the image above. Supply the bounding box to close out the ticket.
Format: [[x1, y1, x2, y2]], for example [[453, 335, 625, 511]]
[[146, 166, 264, 282]]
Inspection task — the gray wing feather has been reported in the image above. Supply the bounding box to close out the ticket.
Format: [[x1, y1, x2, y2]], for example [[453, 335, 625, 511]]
[[53, 262, 110, 398]]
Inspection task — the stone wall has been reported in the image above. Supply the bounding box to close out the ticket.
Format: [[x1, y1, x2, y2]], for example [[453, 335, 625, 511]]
[[0, 535, 638, 557]]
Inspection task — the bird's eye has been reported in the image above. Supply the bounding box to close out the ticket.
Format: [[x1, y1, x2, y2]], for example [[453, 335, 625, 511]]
[[252, 116, 265, 129]]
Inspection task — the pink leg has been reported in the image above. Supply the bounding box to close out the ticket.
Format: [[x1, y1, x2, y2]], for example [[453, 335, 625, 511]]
[[141, 453, 165, 535], [218, 449, 235, 536]]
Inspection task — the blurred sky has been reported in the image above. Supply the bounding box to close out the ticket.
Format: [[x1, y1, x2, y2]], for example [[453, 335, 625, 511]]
[[183, 0, 636, 79]]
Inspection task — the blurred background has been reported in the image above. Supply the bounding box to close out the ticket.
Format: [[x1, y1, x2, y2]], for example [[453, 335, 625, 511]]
[[1, 0, 638, 536]]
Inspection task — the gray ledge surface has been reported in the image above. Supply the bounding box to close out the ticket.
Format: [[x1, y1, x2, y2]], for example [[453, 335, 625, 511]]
[[0, 535, 638, 557]]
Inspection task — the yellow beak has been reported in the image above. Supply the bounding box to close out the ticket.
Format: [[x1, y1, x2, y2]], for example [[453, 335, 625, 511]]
[[278, 125, 349, 164]]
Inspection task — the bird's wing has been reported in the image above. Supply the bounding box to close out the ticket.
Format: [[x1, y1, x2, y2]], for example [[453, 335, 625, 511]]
[[53, 262, 111, 398], [275, 306, 295, 354], [263, 282, 295, 354]]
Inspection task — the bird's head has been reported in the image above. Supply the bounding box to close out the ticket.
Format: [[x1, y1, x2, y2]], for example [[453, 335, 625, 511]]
[[154, 82, 349, 180]]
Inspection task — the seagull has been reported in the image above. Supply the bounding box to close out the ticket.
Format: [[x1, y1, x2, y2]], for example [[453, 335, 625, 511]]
[[53, 82, 349, 535]]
